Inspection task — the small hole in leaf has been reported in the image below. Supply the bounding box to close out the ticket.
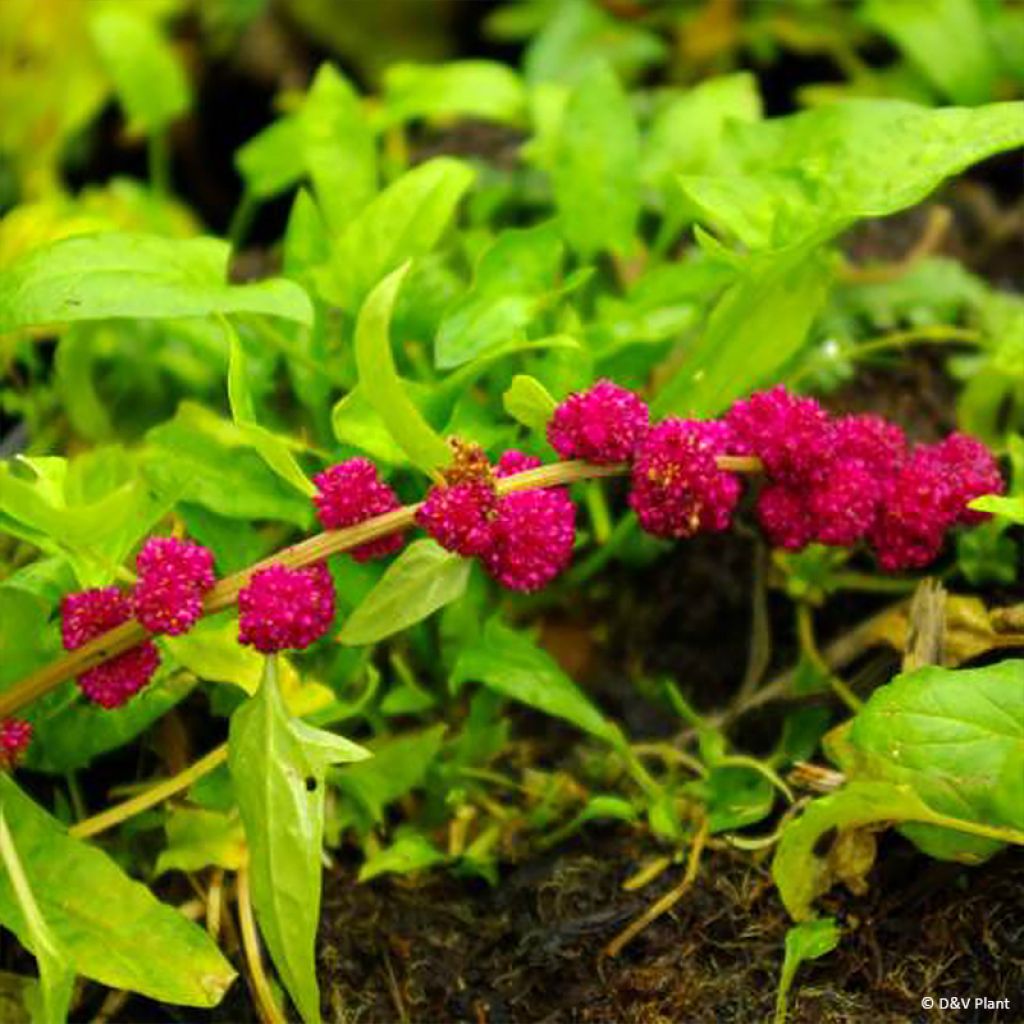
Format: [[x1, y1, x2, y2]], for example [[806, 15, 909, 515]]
[[305, 777, 317, 792], [812, 827, 838, 857]]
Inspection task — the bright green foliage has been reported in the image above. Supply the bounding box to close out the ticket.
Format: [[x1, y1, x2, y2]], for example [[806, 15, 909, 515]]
[[0, 811, 74, 1024], [503, 374, 557, 432], [774, 660, 1024, 918], [863, 0, 1000, 104], [2, 5, 1023, 1017], [550, 60, 640, 257], [229, 657, 368, 1024], [318, 158, 475, 310], [354, 263, 452, 473], [156, 808, 247, 876], [382, 60, 526, 126], [774, 918, 840, 1024], [839, 659, 1024, 860], [0, 234, 312, 334], [340, 540, 472, 646], [89, 7, 190, 135], [0, 776, 236, 1007], [452, 618, 624, 747], [680, 100, 1024, 250], [436, 223, 564, 368]]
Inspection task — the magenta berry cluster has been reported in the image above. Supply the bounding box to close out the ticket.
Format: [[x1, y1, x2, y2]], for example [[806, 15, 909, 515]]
[[549, 380, 1003, 571], [44, 380, 1001, 734], [416, 449, 575, 592], [313, 458, 404, 561], [547, 378, 649, 464], [1, 718, 33, 769], [629, 419, 742, 538], [238, 562, 336, 654], [61, 587, 161, 708], [134, 537, 215, 636]]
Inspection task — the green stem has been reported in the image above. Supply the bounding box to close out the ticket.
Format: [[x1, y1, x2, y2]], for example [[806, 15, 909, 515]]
[[148, 131, 171, 196], [796, 603, 863, 713], [227, 191, 258, 250]]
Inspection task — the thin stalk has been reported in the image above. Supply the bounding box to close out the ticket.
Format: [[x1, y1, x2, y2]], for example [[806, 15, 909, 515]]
[[0, 456, 761, 720], [69, 745, 227, 839], [148, 131, 171, 196], [796, 602, 863, 713], [236, 865, 287, 1024], [227, 191, 258, 250]]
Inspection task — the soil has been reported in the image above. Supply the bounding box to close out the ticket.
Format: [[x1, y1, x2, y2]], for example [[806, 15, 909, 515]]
[[316, 837, 1024, 1024]]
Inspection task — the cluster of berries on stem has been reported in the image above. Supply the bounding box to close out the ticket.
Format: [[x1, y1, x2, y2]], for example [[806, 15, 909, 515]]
[[30, 379, 1001, 751]]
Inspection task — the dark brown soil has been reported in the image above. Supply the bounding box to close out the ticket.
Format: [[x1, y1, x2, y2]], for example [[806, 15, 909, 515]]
[[317, 836, 1024, 1024]]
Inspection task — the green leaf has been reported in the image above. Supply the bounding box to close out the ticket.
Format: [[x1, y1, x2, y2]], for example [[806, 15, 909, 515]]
[[318, 157, 475, 311], [358, 832, 447, 882], [642, 73, 762, 197], [229, 657, 369, 1024], [0, 775, 235, 1006], [451, 618, 623, 747], [89, 7, 189, 134], [863, 0, 998, 104], [145, 403, 313, 527], [300, 64, 376, 232], [164, 616, 267, 694], [840, 659, 1024, 861], [771, 780, 1024, 920], [0, 811, 74, 1024], [0, 233, 313, 334], [681, 99, 1024, 251], [382, 60, 525, 126], [969, 494, 1024, 524], [435, 222, 564, 369], [354, 263, 452, 473], [235, 116, 305, 200], [333, 725, 447, 827], [655, 246, 833, 416], [0, 451, 170, 587], [339, 540, 471, 646], [551, 59, 640, 257], [156, 808, 247, 876], [0, 589, 59, 691], [225, 321, 315, 496], [774, 919, 840, 1024], [26, 672, 194, 774], [522, 0, 666, 86], [503, 374, 557, 432]]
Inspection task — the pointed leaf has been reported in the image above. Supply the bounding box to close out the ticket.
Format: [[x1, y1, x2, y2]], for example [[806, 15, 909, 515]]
[[0, 776, 235, 1006], [339, 540, 471, 646], [229, 657, 368, 1024], [354, 264, 451, 473], [0, 233, 312, 334]]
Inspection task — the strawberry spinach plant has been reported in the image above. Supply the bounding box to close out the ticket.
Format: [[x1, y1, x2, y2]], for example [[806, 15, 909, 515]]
[[1, 1, 1022, 1020]]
